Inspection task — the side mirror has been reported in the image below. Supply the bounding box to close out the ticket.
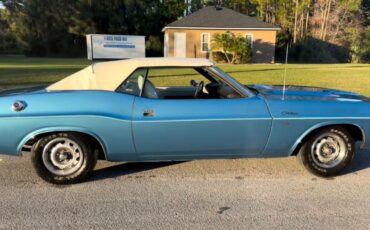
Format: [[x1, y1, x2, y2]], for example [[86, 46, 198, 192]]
[[190, 80, 198, 87]]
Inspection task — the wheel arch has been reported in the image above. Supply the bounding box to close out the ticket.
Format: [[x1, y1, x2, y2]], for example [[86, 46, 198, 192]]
[[290, 123, 365, 156], [18, 127, 108, 160]]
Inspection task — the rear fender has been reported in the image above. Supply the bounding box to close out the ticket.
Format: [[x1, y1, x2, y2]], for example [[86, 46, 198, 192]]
[[17, 126, 108, 159]]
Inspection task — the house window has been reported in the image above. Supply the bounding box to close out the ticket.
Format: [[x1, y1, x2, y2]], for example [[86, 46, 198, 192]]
[[245, 34, 253, 48], [164, 33, 168, 57], [201, 33, 210, 52]]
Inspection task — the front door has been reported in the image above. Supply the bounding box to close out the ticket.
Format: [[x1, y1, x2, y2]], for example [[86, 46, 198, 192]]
[[174, 32, 186, 58], [132, 97, 271, 160]]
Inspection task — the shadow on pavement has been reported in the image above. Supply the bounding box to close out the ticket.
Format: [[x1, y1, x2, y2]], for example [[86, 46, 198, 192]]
[[85, 147, 370, 182], [88, 161, 184, 182], [344, 148, 370, 175]]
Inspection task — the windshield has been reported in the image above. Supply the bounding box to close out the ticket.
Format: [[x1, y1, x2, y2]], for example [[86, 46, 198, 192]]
[[208, 66, 255, 97]]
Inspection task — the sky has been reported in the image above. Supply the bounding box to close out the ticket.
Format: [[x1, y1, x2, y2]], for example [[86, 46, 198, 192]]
[[0, 2, 4, 9]]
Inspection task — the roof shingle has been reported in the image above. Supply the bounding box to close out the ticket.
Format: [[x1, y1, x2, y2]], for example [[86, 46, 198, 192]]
[[164, 6, 280, 30]]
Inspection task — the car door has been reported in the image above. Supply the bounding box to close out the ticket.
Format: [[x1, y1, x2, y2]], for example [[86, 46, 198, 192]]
[[132, 96, 271, 160]]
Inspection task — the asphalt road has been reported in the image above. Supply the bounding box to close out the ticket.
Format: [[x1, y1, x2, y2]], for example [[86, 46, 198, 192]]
[[1, 148, 370, 229]]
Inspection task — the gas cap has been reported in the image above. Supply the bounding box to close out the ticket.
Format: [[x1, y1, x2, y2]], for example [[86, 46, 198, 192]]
[[11, 100, 27, 112]]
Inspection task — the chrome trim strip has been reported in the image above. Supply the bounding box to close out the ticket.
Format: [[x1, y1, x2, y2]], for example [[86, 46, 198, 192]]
[[133, 117, 271, 123], [276, 117, 370, 120]]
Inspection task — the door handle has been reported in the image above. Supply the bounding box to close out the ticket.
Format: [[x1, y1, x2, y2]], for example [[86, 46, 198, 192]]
[[143, 109, 155, 117]]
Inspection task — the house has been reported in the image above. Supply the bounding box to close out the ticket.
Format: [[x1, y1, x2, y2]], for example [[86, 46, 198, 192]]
[[162, 6, 280, 63]]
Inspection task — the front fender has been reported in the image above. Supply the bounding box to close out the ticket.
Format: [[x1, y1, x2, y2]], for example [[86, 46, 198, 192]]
[[288, 121, 366, 155], [262, 118, 368, 157]]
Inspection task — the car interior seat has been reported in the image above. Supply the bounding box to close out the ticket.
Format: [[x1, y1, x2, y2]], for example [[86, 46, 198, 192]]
[[137, 75, 159, 99]]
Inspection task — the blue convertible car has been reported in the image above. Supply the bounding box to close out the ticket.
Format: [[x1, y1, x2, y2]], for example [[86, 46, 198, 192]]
[[0, 58, 369, 184]]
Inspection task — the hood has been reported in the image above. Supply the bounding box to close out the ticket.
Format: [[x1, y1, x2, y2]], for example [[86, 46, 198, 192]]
[[0, 86, 47, 97], [248, 84, 369, 102]]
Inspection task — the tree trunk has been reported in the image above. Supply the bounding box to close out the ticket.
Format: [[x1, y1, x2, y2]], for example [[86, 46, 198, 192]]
[[319, 0, 328, 39], [322, 0, 332, 41], [333, 7, 348, 41], [185, 0, 189, 16], [293, 0, 299, 43], [231, 53, 237, 64], [272, 0, 276, 24], [305, 9, 309, 37], [223, 50, 231, 64], [300, 10, 304, 39]]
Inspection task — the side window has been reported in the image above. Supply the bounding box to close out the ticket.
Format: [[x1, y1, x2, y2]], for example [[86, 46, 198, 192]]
[[116, 68, 147, 96], [140, 67, 243, 100], [147, 67, 210, 87]]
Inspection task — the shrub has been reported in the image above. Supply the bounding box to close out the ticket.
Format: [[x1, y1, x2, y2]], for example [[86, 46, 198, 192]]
[[146, 36, 163, 57], [212, 51, 233, 63], [211, 31, 252, 64], [288, 37, 350, 63]]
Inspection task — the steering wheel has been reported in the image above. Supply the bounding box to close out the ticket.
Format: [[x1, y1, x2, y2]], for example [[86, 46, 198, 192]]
[[194, 81, 204, 98]]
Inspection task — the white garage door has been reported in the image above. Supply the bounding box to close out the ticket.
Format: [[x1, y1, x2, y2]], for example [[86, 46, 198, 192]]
[[174, 32, 186, 58]]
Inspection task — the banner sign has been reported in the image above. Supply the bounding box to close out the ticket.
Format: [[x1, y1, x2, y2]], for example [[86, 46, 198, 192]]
[[86, 34, 145, 60]]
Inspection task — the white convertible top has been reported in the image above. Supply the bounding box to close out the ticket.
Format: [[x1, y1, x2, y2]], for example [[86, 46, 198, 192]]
[[47, 57, 214, 91]]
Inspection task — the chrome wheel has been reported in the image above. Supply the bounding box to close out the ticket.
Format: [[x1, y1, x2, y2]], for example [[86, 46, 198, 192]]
[[311, 133, 347, 168], [42, 137, 84, 176]]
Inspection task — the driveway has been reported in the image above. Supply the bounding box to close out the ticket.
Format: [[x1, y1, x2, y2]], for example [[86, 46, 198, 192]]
[[1, 148, 370, 229]]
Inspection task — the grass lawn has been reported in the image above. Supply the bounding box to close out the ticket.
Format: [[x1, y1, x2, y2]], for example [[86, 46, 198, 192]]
[[1, 55, 370, 95]]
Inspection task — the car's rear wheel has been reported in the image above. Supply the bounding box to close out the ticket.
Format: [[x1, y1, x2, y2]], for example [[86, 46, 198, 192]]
[[298, 126, 355, 177], [31, 133, 97, 184]]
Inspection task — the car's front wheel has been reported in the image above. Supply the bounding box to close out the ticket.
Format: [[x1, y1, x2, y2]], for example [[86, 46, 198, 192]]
[[31, 133, 97, 184], [298, 126, 355, 177]]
